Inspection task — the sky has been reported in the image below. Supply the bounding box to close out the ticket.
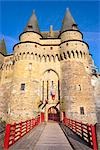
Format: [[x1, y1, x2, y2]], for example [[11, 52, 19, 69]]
[[0, 0, 100, 70]]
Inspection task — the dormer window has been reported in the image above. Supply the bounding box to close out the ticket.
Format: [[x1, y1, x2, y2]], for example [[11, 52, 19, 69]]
[[72, 24, 77, 29], [28, 25, 33, 28]]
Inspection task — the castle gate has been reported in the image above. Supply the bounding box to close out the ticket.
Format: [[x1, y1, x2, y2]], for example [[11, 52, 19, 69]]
[[41, 69, 60, 121], [42, 69, 60, 102], [48, 106, 60, 122]]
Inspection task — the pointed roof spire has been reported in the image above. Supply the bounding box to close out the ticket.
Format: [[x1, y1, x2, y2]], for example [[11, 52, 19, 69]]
[[61, 8, 78, 32], [24, 11, 40, 34], [0, 39, 7, 55]]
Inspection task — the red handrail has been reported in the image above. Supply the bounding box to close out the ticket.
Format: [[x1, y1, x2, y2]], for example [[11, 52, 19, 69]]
[[63, 117, 98, 150], [4, 113, 45, 149]]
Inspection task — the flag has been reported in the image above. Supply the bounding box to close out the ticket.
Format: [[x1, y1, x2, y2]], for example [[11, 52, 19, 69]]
[[50, 85, 56, 100]]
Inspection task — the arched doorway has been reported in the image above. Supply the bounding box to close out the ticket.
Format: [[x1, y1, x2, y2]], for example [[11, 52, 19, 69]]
[[41, 69, 60, 102], [48, 106, 60, 122]]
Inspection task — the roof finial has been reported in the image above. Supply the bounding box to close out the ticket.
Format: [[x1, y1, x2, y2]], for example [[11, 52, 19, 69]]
[[32, 9, 35, 14], [66, 7, 69, 12], [49, 25, 53, 37]]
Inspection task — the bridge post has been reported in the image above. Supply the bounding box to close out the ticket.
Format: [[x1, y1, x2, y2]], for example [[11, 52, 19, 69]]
[[95, 97, 100, 150], [91, 124, 98, 150], [4, 124, 11, 149], [96, 123, 100, 150]]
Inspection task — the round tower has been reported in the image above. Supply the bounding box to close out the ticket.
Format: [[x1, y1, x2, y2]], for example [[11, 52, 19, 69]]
[[8, 11, 42, 123], [60, 9, 97, 124]]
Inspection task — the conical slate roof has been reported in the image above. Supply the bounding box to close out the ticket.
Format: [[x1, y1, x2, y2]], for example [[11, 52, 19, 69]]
[[24, 11, 40, 34], [0, 39, 7, 55], [61, 8, 78, 32]]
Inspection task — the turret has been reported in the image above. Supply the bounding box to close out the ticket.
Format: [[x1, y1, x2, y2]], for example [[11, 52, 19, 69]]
[[19, 11, 42, 42], [9, 11, 42, 123], [0, 39, 7, 55], [59, 8, 89, 63], [60, 9, 97, 124], [59, 8, 83, 42]]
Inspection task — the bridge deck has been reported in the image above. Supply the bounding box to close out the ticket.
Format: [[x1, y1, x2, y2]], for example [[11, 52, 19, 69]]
[[34, 122, 73, 150], [9, 122, 73, 150]]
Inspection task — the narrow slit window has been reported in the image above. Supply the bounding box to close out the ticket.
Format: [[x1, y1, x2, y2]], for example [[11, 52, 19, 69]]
[[21, 83, 25, 91], [79, 85, 81, 91], [28, 63, 32, 71], [42, 81, 44, 101], [80, 107, 84, 115], [47, 81, 49, 100]]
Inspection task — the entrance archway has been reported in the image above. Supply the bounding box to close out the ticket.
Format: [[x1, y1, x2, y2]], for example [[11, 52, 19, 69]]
[[48, 106, 60, 122], [41, 69, 60, 102]]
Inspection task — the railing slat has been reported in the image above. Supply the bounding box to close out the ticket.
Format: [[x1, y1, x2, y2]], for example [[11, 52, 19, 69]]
[[63, 117, 98, 150], [4, 113, 44, 149]]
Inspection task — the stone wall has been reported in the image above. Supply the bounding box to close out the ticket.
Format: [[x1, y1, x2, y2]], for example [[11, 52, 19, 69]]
[[0, 30, 98, 124], [60, 60, 97, 124], [0, 82, 12, 122]]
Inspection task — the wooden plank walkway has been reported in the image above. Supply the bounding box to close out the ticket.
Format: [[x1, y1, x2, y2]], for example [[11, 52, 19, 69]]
[[34, 122, 73, 150], [9, 122, 73, 150], [9, 123, 46, 150]]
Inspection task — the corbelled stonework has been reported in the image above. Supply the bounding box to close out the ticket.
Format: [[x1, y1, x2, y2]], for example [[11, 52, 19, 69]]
[[0, 9, 98, 124]]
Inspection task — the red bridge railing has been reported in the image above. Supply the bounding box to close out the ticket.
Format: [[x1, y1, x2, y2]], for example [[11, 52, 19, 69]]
[[63, 117, 98, 150], [4, 113, 44, 150]]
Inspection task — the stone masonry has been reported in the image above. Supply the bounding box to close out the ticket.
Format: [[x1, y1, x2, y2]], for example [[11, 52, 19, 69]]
[[0, 9, 99, 124]]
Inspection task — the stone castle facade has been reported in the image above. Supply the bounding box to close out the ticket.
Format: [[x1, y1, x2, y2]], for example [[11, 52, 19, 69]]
[[0, 9, 99, 124]]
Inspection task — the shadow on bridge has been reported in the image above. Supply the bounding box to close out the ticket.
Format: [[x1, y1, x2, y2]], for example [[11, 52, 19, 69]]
[[60, 123, 92, 150]]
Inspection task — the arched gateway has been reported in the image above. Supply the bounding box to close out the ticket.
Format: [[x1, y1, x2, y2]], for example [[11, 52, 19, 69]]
[[40, 69, 61, 122], [48, 106, 60, 122]]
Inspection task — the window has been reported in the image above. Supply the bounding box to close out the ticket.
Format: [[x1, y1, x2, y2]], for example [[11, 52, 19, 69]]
[[80, 107, 84, 115], [66, 43, 68, 46], [78, 85, 81, 91], [76, 85, 81, 91], [50, 47, 53, 50], [28, 25, 33, 28], [72, 24, 77, 29], [28, 63, 32, 71], [21, 83, 25, 91]]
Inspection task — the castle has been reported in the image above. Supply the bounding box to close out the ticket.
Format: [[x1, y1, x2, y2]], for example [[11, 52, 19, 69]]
[[0, 9, 99, 124]]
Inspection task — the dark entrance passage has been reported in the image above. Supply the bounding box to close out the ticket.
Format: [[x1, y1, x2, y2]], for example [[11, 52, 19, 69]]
[[48, 106, 60, 122]]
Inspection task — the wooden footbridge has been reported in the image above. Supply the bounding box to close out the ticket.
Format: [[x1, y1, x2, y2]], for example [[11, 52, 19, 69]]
[[0, 114, 98, 150]]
